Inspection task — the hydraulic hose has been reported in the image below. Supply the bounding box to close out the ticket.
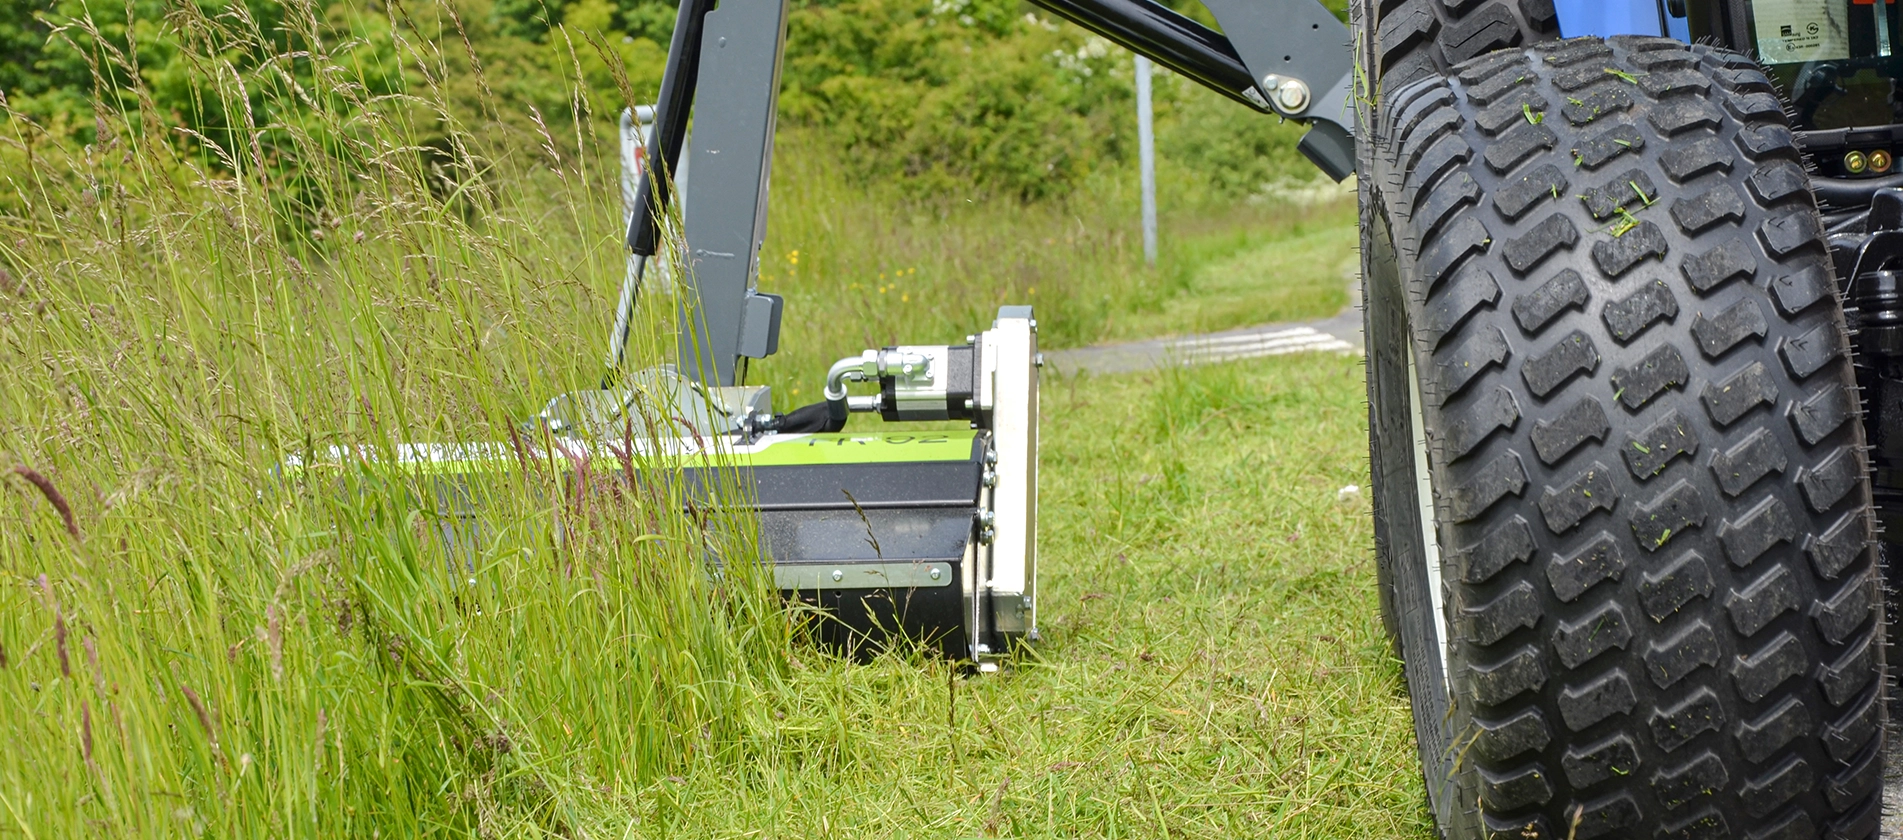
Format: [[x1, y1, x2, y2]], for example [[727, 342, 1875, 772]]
[[1021, 0, 1269, 112], [605, 0, 715, 382], [1813, 173, 1903, 208]]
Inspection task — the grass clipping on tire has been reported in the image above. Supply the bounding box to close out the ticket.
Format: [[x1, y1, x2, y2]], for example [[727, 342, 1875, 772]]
[[1366, 36, 1882, 839]]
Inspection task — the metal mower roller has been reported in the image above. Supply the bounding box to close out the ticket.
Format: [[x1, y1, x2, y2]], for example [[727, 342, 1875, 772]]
[[321, 0, 1900, 833]]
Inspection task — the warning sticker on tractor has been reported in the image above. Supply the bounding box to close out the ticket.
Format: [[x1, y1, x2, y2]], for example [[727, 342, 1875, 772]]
[[1754, 0, 1851, 64]]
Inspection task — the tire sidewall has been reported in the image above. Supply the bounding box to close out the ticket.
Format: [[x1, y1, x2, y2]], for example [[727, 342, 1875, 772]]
[[1362, 145, 1486, 838]]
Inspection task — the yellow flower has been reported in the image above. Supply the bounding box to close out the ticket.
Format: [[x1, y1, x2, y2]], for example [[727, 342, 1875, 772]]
[[901, 293, 910, 302], [1028, 286, 1037, 295]]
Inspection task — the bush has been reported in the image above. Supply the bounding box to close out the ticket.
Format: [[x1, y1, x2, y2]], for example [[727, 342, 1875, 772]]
[[1, 0, 1338, 222], [781, 0, 1133, 200]]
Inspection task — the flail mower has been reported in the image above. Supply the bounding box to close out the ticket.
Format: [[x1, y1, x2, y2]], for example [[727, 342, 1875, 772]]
[[313, 0, 1903, 833]]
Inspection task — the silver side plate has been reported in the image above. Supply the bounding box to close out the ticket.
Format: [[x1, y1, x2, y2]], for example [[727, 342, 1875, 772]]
[[775, 561, 956, 591]]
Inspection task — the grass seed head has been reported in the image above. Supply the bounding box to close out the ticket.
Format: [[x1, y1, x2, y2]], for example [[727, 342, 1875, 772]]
[[14, 465, 79, 539], [54, 608, 70, 678], [84, 635, 104, 695], [81, 700, 94, 763], [180, 684, 220, 753]]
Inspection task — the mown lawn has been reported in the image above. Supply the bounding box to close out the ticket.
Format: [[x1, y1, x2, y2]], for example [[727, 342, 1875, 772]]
[[632, 352, 1434, 838], [748, 131, 1359, 407]]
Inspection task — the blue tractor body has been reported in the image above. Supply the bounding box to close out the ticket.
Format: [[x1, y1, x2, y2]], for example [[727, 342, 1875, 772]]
[[1554, 0, 1693, 40]]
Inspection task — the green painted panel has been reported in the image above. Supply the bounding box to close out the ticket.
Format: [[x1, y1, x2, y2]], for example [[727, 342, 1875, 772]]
[[742, 432, 978, 466], [282, 431, 980, 478]]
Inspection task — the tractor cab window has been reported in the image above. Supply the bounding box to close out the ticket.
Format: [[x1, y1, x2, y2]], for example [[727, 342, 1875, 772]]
[[1699, 0, 1903, 129]]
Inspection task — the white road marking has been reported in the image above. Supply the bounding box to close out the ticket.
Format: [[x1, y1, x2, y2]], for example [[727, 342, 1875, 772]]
[[1041, 312, 1363, 375], [1166, 327, 1355, 363]]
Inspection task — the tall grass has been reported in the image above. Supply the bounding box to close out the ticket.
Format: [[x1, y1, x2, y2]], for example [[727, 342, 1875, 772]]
[[0, 1, 1388, 836], [0, 1, 791, 834]]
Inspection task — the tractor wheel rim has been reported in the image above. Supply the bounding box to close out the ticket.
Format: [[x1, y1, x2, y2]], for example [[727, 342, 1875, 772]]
[[1405, 348, 1453, 689]]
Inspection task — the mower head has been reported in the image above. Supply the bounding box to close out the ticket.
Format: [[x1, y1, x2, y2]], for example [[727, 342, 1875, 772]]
[[290, 307, 1041, 668]]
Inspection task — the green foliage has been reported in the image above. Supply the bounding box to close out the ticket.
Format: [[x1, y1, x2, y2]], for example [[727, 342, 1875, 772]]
[[0, 0, 57, 100], [491, 0, 561, 39], [781, 0, 1132, 200], [1155, 72, 1319, 200], [775, 0, 1336, 202], [2, 0, 1330, 209]]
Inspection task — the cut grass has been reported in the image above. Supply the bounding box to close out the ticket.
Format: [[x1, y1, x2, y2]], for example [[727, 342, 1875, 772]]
[[1129, 202, 1357, 341], [750, 131, 1357, 408], [621, 354, 1433, 837]]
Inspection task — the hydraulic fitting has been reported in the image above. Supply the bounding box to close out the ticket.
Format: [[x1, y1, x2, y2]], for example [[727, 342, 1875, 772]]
[[824, 345, 979, 421]]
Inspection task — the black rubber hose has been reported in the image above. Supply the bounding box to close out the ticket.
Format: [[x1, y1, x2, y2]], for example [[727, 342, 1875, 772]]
[[1022, 0, 1268, 112], [1813, 173, 1903, 209], [775, 400, 848, 434], [626, 0, 714, 257]]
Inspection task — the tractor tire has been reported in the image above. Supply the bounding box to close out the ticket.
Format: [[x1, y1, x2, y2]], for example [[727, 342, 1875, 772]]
[[1353, 0, 1558, 657], [1357, 0, 1560, 96], [1361, 36, 1886, 839]]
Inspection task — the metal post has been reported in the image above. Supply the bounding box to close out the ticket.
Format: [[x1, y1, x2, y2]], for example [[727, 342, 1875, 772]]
[[1135, 54, 1157, 267]]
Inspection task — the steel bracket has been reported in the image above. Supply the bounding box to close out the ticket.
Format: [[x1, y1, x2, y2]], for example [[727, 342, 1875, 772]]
[[676, 0, 790, 385], [1195, 0, 1356, 180]]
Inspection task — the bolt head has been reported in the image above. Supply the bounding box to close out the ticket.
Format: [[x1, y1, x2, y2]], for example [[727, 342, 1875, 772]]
[[831, 569, 844, 582], [929, 567, 942, 580], [1274, 79, 1310, 112]]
